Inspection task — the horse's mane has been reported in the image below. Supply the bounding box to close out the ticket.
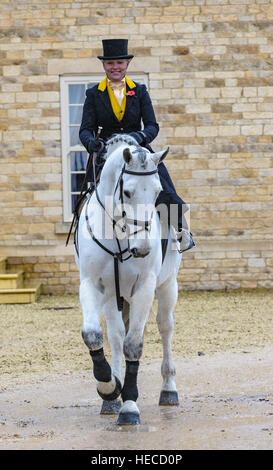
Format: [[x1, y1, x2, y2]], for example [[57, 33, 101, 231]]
[[103, 134, 139, 161]]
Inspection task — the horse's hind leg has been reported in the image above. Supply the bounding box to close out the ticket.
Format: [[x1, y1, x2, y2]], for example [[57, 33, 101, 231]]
[[80, 278, 121, 402], [156, 274, 179, 406]]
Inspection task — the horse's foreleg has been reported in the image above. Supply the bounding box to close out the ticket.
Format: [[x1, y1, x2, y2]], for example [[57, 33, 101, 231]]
[[156, 274, 179, 406], [102, 300, 125, 383], [99, 300, 125, 414], [80, 278, 121, 402], [117, 276, 156, 425], [89, 348, 122, 402], [80, 278, 103, 351], [117, 360, 140, 425]]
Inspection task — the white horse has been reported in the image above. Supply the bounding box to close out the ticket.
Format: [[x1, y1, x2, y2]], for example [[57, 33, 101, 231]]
[[75, 135, 182, 425]]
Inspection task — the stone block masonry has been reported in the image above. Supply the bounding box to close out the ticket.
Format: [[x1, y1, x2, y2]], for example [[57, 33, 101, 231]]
[[1, 0, 273, 293]]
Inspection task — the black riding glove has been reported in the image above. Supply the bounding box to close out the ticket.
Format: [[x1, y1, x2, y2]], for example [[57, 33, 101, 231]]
[[129, 131, 146, 145], [87, 137, 105, 154]]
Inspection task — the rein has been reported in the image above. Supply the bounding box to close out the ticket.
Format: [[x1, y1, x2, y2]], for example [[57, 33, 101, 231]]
[[85, 157, 158, 311]]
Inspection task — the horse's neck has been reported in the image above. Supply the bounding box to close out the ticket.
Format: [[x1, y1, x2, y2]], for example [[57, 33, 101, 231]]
[[98, 152, 123, 201], [90, 152, 127, 245]]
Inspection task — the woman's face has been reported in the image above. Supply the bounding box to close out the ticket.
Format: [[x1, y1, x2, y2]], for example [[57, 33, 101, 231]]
[[102, 59, 130, 82]]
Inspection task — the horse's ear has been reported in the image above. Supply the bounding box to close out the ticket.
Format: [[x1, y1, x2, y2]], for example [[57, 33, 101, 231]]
[[152, 147, 169, 165], [123, 148, 132, 164]]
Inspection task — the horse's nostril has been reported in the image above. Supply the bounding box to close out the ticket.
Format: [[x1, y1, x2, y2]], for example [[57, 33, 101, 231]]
[[141, 249, 150, 258], [130, 247, 150, 258]]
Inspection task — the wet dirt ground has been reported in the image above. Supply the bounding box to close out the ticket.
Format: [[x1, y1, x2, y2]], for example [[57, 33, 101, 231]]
[[0, 291, 273, 450], [1, 347, 273, 450]]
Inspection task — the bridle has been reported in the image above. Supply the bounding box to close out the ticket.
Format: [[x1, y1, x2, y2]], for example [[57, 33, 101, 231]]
[[114, 164, 157, 239], [85, 155, 158, 311]]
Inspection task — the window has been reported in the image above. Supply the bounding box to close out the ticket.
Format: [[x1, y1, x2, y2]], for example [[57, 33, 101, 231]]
[[60, 74, 148, 222]]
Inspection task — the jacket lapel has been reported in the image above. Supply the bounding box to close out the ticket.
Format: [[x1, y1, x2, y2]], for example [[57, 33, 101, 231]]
[[97, 77, 118, 122], [98, 88, 117, 120], [123, 87, 134, 117], [123, 78, 137, 121]]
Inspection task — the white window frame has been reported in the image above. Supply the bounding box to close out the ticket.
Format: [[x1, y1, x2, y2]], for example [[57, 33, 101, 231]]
[[60, 73, 148, 222]]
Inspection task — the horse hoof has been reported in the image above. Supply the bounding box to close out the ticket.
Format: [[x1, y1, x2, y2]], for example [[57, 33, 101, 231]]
[[100, 399, 121, 415], [97, 376, 122, 401], [117, 412, 140, 426], [159, 390, 179, 406]]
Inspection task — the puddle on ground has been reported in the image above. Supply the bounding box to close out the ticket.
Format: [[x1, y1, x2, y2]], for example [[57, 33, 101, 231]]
[[159, 408, 180, 421], [105, 423, 157, 433]]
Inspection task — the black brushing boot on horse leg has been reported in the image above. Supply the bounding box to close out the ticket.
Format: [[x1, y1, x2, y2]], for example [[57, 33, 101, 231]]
[[89, 348, 122, 402], [117, 360, 140, 425]]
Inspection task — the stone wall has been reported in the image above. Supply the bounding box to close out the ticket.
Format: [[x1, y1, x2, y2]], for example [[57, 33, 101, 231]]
[[1, 0, 273, 292]]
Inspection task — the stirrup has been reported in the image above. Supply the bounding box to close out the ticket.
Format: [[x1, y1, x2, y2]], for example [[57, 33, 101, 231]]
[[176, 229, 195, 253]]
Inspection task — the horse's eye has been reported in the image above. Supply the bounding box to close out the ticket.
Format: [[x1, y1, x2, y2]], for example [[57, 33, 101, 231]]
[[124, 190, 131, 199]]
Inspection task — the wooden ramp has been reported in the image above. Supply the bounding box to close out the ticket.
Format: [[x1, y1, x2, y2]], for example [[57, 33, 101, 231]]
[[0, 257, 41, 304]]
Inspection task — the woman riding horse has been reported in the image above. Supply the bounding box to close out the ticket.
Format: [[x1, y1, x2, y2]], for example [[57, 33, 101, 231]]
[[79, 38, 194, 252]]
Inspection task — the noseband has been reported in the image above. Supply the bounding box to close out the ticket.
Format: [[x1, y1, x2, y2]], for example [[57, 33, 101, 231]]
[[85, 160, 158, 311]]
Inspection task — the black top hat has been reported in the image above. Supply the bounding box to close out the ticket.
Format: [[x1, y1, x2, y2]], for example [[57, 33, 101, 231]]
[[97, 39, 134, 60]]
